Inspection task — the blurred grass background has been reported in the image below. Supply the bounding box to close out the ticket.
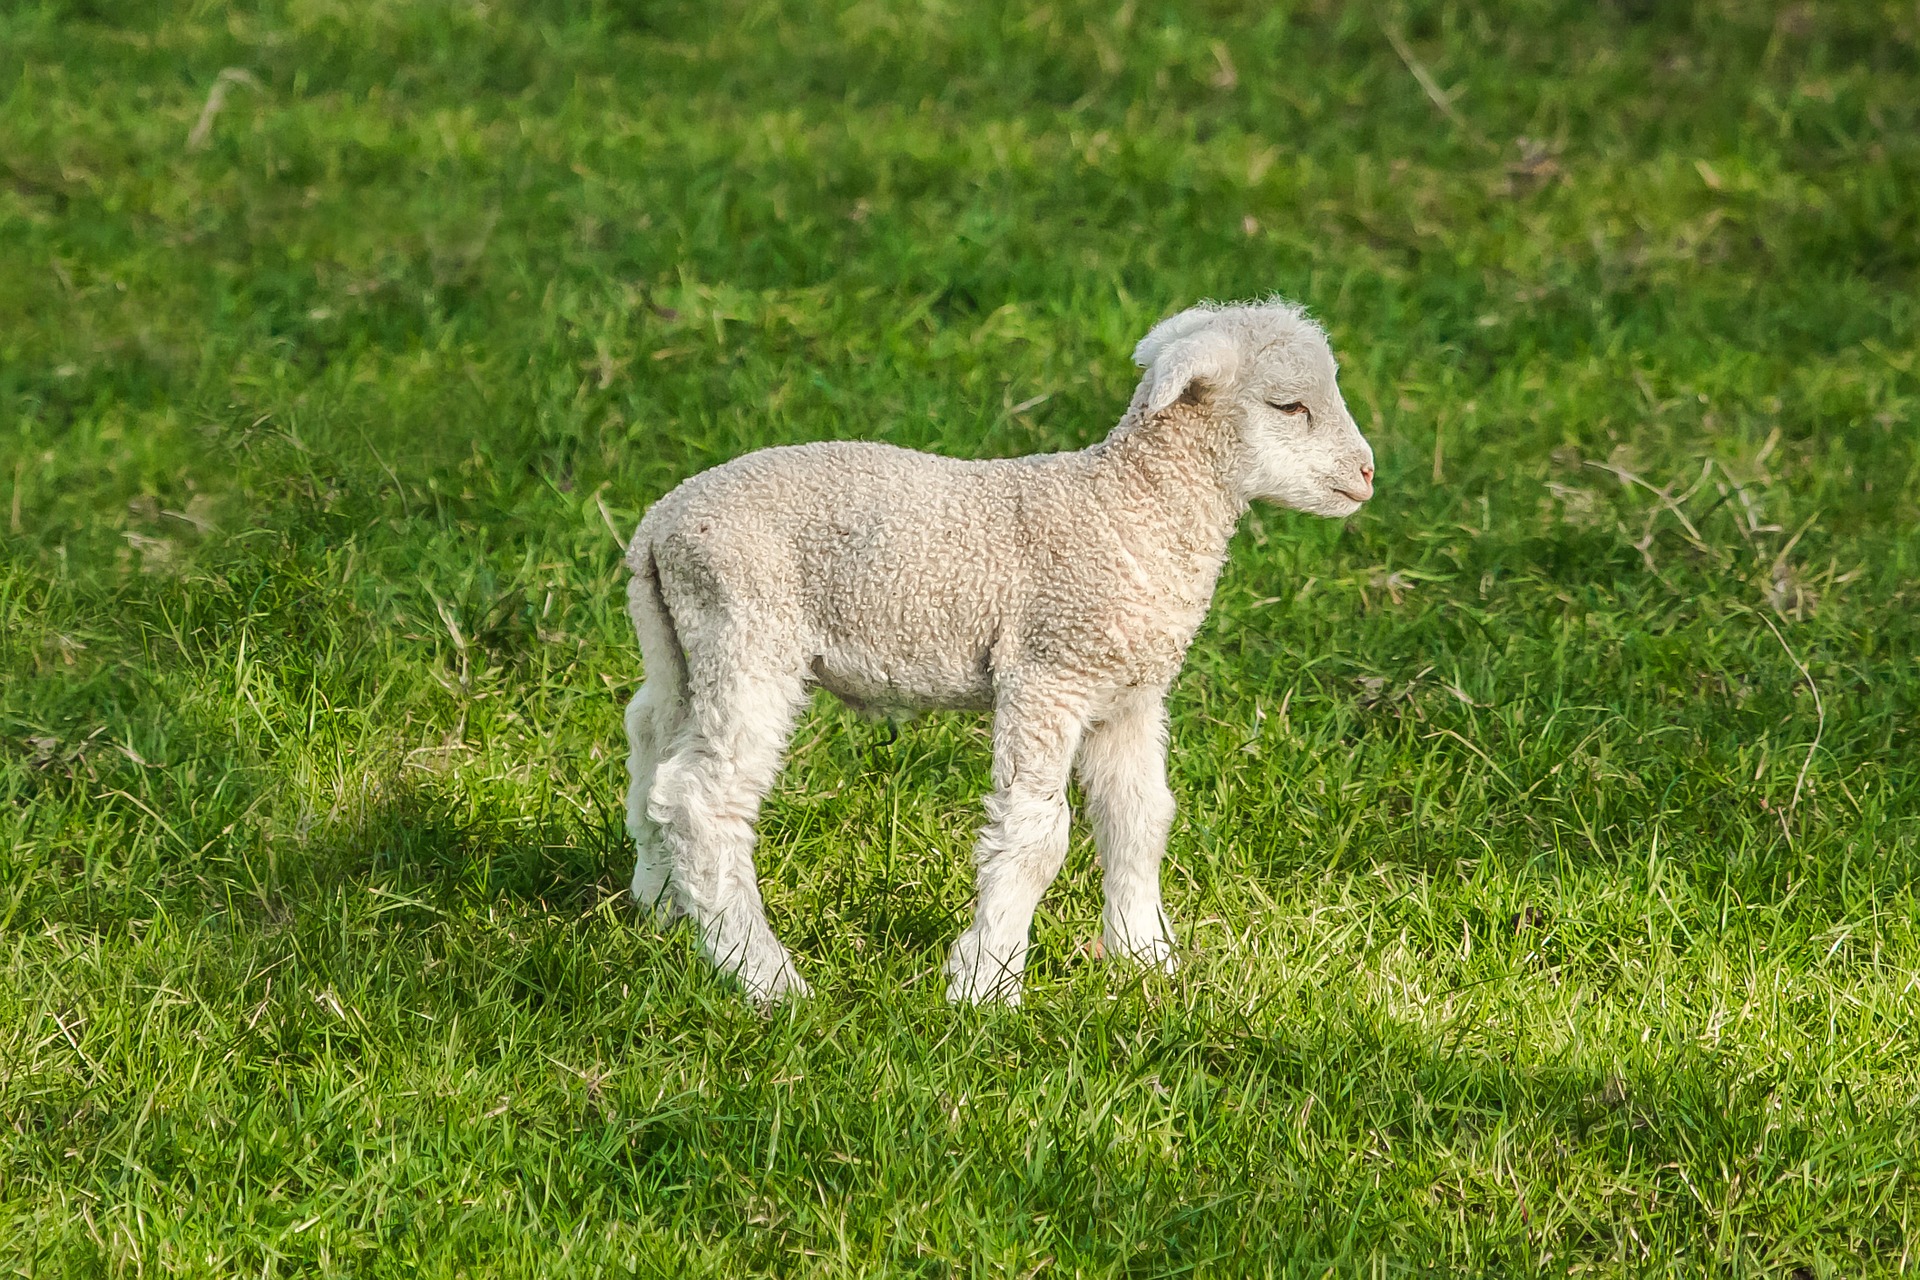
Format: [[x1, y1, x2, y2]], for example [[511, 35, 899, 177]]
[[2, 0, 1918, 1274]]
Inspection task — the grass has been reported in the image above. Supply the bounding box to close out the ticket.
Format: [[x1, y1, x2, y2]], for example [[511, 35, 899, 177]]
[[3, 0, 1918, 1273]]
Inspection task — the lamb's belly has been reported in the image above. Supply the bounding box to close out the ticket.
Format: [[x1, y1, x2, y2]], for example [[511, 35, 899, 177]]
[[810, 644, 993, 713]]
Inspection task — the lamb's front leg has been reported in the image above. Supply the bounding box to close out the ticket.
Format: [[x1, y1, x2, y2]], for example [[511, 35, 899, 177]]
[[1077, 688, 1177, 972], [946, 685, 1088, 1005]]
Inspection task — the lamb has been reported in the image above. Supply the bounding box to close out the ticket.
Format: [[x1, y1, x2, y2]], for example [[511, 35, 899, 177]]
[[621, 298, 1376, 1004]]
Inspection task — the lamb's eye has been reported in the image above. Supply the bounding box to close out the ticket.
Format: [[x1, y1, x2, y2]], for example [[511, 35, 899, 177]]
[[1270, 400, 1308, 416]]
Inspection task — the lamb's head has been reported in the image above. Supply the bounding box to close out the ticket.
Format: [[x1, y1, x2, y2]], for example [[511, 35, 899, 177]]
[[1132, 300, 1376, 517]]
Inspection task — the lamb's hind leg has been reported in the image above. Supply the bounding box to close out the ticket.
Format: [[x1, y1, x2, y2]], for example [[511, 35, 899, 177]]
[[648, 662, 810, 1002], [1077, 688, 1177, 972], [946, 681, 1088, 1004], [624, 679, 686, 922], [625, 567, 689, 922]]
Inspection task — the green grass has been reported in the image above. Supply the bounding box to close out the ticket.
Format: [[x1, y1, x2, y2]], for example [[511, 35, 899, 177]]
[[3, 0, 1919, 1274]]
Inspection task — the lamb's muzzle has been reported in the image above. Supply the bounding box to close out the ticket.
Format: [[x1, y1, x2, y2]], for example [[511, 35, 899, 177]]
[[620, 297, 1375, 1004]]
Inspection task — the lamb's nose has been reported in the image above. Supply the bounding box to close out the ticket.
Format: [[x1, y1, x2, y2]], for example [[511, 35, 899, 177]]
[[1360, 464, 1375, 485]]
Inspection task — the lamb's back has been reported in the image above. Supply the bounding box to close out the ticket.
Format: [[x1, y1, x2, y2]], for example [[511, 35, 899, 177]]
[[642, 440, 1036, 560], [639, 441, 1076, 706]]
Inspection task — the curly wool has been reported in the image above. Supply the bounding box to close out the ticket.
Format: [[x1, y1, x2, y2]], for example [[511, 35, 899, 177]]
[[622, 298, 1376, 1003]]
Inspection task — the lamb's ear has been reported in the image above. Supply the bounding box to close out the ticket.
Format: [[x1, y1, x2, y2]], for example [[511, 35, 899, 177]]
[[1133, 307, 1218, 369], [1138, 326, 1241, 417]]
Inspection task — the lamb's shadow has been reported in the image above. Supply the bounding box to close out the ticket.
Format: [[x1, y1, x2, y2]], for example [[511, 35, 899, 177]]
[[277, 710, 988, 971], [284, 769, 632, 919]]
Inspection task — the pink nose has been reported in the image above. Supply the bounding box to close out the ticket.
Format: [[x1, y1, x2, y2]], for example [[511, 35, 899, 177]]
[[1360, 464, 1375, 485]]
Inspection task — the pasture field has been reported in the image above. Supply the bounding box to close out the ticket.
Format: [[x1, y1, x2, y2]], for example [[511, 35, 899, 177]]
[[3, 1, 1919, 1274]]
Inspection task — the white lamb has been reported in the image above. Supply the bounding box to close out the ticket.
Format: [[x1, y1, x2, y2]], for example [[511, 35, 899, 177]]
[[622, 298, 1376, 1004]]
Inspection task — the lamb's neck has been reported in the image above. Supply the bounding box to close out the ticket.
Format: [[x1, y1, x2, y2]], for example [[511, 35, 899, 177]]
[[1089, 404, 1246, 564]]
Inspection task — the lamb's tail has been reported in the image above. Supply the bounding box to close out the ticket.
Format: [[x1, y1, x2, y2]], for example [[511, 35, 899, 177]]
[[627, 535, 688, 709]]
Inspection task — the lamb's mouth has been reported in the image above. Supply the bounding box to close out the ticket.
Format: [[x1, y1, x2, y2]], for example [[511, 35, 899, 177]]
[[1331, 485, 1371, 504]]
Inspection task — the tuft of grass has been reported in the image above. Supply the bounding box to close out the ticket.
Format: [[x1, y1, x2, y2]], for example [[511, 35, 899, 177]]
[[3, 0, 1918, 1274]]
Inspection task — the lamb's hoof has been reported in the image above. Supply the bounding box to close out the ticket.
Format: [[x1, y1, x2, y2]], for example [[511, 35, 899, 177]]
[[1105, 928, 1178, 975], [946, 975, 1022, 1006], [744, 965, 811, 1006], [629, 860, 688, 925], [730, 946, 810, 1005], [944, 934, 1024, 1005], [630, 885, 689, 927]]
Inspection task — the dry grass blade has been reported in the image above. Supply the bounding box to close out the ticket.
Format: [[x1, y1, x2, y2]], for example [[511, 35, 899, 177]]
[[187, 68, 262, 151], [1381, 22, 1483, 144], [1584, 458, 1715, 555], [1753, 611, 1825, 841]]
